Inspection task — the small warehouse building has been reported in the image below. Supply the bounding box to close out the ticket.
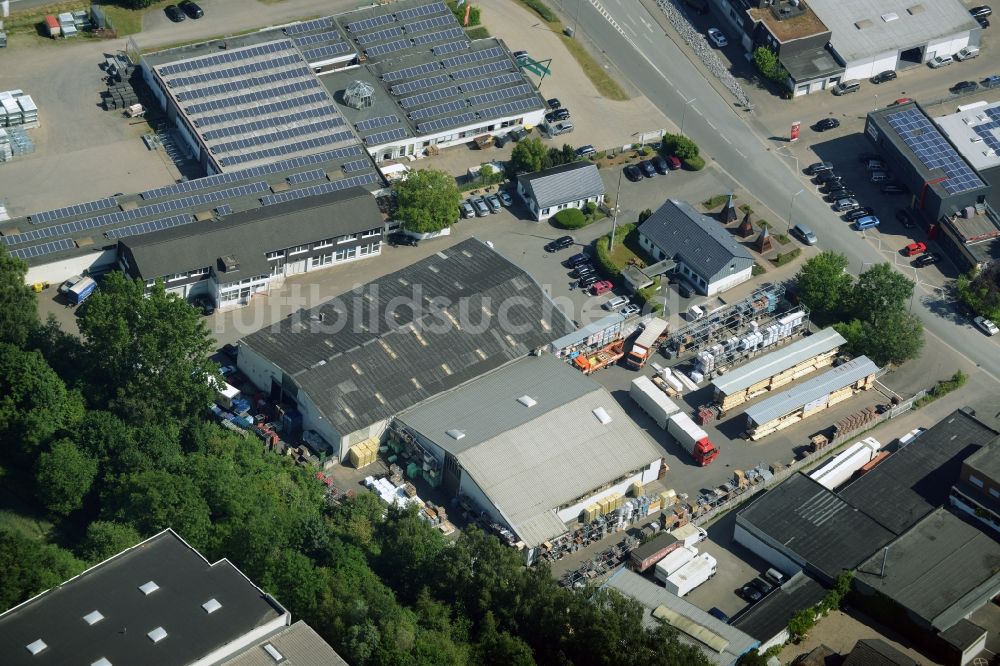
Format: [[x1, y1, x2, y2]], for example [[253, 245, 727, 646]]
[[637, 199, 754, 297], [729, 572, 828, 653], [950, 434, 1000, 533], [743, 355, 878, 440], [711, 327, 845, 411], [549, 311, 636, 358], [604, 568, 759, 665], [516, 162, 607, 222], [393, 355, 663, 561]]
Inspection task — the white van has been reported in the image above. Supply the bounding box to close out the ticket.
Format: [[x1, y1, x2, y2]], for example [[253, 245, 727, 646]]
[[603, 296, 629, 311]]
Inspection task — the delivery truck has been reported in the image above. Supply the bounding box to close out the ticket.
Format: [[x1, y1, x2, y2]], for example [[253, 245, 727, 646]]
[[626, 317, 669, 369], [669, 523, 708, 549], [630, 376, 681, 428], [67, 276, 97, 305], [664, 553, 716, 597], [667, 413, 719, 466], [654, 545, 697, 583]]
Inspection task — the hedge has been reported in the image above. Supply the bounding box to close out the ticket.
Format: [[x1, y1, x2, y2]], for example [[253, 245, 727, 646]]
[[683, 155, 706, 171], [518, 0, 558, 22], [635, 279, 663, 313], [593, 223, 636, 281], [553, 208, 588, 229]]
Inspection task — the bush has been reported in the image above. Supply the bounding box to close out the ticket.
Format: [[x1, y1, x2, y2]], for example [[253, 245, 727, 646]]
[[518, 0, 558, 22], [683, 155, 706, 171], [637, 146, 651, 157], [753, 46, 789, 84], [584, 201, 598, 216], [634, 280, 663, 314], [594, 223, 636, 281], [553, 208, 588, 229], [447, 0, 481, 25], [772, 248, 802, 266], [464, 26, 490, 39], [662, 133, 699, 159], [701, 195, 728, 209], [915, 370, 968, 407], [752, 263, 766, 276], [638, 208, 653, 223]]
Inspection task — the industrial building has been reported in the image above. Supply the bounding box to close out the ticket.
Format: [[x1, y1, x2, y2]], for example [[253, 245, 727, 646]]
[[637, 199, 754, 296], [516, 162, 607, 222], [393, 356, 664, 558], [742, 356, 878, 440], [237, 238, 575, 462], [729, 572, 827, 653], [710, 327, 845, 411], [604, 568, 759, 666], [219, 621, 349, 666], [549, 311, 636, 358], [936, 100, 1000, 242], [950, 435, 1000, 533]]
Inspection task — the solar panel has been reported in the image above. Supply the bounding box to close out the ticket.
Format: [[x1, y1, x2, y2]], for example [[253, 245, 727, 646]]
[[285, 17, 334, 36], [399, 85, 462, 109], [355, 26, 405, 46], [441, 46, 506, 69], [211, 119, 346, 155], [176, 67, 313, 102], [203, 107, 339, 141], [195, 92, 330, 128], [416, 111, 479, 133], [166, 54, 303, 88], [185, 79, 320, 115], [390, 73, 451, 96], [356, 115, 400, 132], [366, 39, 412, 58], [402, 14, 454, 34], [345, 13, 395, 34], [287, 169, 327, 185], [260, 173, 380, 205], [30, 198, 118, 225], [477, 97, 540, 120], [409, 98, 468, 120], [363, 127, 409, 146], [887, 108, 986, 195], [302, 42, 354, 62], [219, 133, 355, 167], [342, 159, 372, 173], [467, 84, 535, 108], [158, 41, 293, 76], [460, 72, 524, 93], [394, 1, 447, 21], [9, 238, 76, 260], [383, 61, 441, 83], [971, 106, 1000, 156], [412, 26, 465, 46], [105, 214, 195, 240], [215, 204, 233, 216], [450, 59, 513, 80], [432, 40, 470, 56], [294, 30, 343, 47]]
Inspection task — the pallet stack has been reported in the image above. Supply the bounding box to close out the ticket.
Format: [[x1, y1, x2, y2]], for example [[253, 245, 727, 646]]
[[101, 54, 139, 112]]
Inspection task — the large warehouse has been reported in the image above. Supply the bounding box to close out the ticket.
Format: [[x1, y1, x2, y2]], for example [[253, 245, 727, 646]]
[[394, 355, 663, 559], [237, 238, 575, 462]]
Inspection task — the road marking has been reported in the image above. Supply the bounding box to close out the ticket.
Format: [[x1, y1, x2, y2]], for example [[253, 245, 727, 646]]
[[721, 134, 731, 144], [706, 119, 717, 130]]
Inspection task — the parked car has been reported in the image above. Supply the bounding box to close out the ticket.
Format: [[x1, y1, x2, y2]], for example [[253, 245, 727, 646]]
[[870, 170, 892, 183], [387, 232, 418, 247], [740, 584, 763, 603], [484, 194, 501, 213], [824, 188, 854, 202], [472, 198, 490, 217], [865, 159, 887, 171], [579, 275, 600, 289], [706, 27, 728, 47], [881, 184, 907, 195], [493, 133, 509, 148], [498, 191, 513, 207], [512, 50, 529, 62], [190, 294, 214, 316], [977, 16, 990, 28], [590, 280, 613, 295], [620, 303, 641, 317], [624, 164, 643, 182], [509, 127, 527, 141], [903, 241, 927, 256], [929, 55, 954, 68], [547, 97, 561, 110], [708, 607, 731, 623], [813, 118, 840, 131], [572, 265, 596, 279], [639, 160, 657, 178], [460, 200, 475, 218], [550, 121, 574, 136], [791, 223, 818, 245], [891, 97, 914, 106], [566, 252, 590, 267], [652, 155, 669, 174], [807, 161, 834, 175], [576, 144, 596, 157], [974, 315, 999, 336], [832, 80, 861, 96], [750, 577, 774, 596], [545, 108, 571, 123], [855, 215, 881, 230], [870, 70, 897, 84], [545, 235, 575, 252], [970, 5, 992, 18], [179, 0, 203, 18], [952, 80, 979, 94], [676, 281, 693, 299], [164, 4, 186, 21], [665, 154, 682, 170], [603, 295, 629, 311], [983, 75, 1000, 89], [955, 46, 980, 61], [764, 568, 786, 587], [896, 209, 916, 228], [914, 252, 941, 267], [820, 180, 847, 194], [59, 275, 83, 294], [846, 207, 875, 221], [833, 198, 859, 212], [815, 170, 842, 184]]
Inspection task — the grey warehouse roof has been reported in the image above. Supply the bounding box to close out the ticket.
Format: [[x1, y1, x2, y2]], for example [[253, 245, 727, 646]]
[[604, 568, 759, 666], [712, 328, 846, 397], [963, 433, 1000, 483], [737, 472, 895, 581], [938, 619, 989, 653], [842, 639, 920, 666], [398, 356, 663, 547], [809, 0, 979, 65], [936, 101, 1000, 173], [220, 621, 349, 666], [638, 200, 753, 284], [0, 529, 286, 666], [241, 238, 575, 437], [518, 162, 607, 210], [744, 356, 879, 427], [854, 507, 1000, 631], [730, 572, 828, 644]]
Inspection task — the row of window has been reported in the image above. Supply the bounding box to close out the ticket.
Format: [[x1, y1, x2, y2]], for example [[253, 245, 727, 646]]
[[268, 228, 382, 260], [309, 242, 380, 268]]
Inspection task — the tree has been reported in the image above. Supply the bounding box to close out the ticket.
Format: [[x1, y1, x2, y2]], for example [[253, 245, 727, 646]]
[[0, 246, 38, 348], [795, 251, 852, 325], [957, 264, 1000, 321], [638, 208, 653, 223], [836, 310, 924, 366], [561, 143, 578, 165], [78, 521, 142, 563], [35, 439, 98, 517], [472, 612, 537, 666], [552, 208, 588, 229], [753, 46, 788, 84], [394, 169, 462, 234], [849, 262, 914, 326], [787, 608, 816, 641], [508, 138, 548, 175], [115, 0, 157, 8], [103, 470, 212, 547], [478, 163, 495, 186], [78, 271, 217, 425], [662, 133, 700, 160], [0, 528, 84, 611]]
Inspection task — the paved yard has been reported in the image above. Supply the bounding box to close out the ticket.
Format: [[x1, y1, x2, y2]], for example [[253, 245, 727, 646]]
[[779, 609, 939, 664]]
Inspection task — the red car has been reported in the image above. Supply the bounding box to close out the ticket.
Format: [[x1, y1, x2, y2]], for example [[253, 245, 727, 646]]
[[665, 154, 682, 170], [903, 242, 927, 257], [590, 280, 613, 295], [891, 97, 914, 106]]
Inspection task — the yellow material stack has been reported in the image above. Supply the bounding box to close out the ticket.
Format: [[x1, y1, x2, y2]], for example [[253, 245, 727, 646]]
[[583, 504, 601, 522], [659, 489, 677, 506], [347, 438, 379, 468], [629, 482, 644, 497]]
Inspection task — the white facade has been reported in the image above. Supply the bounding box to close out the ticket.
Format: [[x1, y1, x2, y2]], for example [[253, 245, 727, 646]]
[[840, 31, 971, 80], [24, 247, 117, 286], [517, 181, 604, 222], [638, 233, 752, 296], [733, 523, 805, 576]]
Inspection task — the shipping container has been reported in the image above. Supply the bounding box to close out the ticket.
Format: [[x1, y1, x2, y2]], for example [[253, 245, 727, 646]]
[[630, 376, 681, 428], [667, 413, 719, 465], [630, 532, 680, 572], [67, 277, 96, 304], [654, 545, 697, 582], [808, 436, 881, 489]]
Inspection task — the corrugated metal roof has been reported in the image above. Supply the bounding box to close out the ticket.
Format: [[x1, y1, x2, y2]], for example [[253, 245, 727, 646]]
[[550, 312, 625, 351], [712, 328, 846, 397], [219, 621, 349, 666], [744, 356, 879, 426], [518, 162, 606, 210]]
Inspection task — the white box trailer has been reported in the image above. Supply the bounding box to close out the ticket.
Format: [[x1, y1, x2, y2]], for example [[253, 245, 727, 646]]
[[630, 376, 681, 428], [654, 545, 697, 583], [664, 552, 717, 597], [669, 523, 708, 549], [808, 436, 881, 490]]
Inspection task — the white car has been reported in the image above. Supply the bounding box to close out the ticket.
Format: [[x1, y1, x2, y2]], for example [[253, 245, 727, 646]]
[[954, 46, 979, 61], [974, 316, 999, 336], [707, 28, 728, 48], [619, 304, 641, 317], [928, 55, 954, 68]]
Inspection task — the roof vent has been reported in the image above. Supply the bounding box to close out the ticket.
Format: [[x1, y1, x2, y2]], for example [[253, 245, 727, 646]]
[[907, 4, 924, 14], [219, 255, 240, 273], [517, 395, 537, 407], [202, 598, 222, 614], [446, 429, 465, 440], [147, 627, 168, 643], [83, 610, 105, 626], [25, 639, 47, 655], [138, 581, 160, 595], [263, 643, 284, 662], [593, 407, 612, 425], [92, 659, 112, 666], [855, 19, 873, 29], [881, 12, 899, 22]]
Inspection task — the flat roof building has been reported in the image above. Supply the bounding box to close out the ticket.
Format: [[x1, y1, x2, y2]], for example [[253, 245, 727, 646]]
[[219, 620, 349, 666], [937, 100, 1000, 220], [950, 432, 1000, 533], [730, 572, 828, 653]]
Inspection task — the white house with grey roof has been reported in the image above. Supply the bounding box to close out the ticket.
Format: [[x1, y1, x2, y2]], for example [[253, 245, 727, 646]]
[[394, 355, 663, 560], [637, 199, 754, 296], [516, 162, 606, 222]]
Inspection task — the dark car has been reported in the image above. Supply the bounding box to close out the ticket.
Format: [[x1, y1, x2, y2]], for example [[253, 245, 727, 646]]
[[545, 108, 570, 123], [951, 80, 979, 94], [915, 252, 941, 267], [572, 264, 596, 279], [566, 252, 590, 267], [813, 118, 840, 131], [665, 154, 682, 170], [179, 0, 204, 18], [824, 188, 854, 202], [750, 577, 774, 596], [845, 206, 874, 221], [388, 232, 418, 247], [493, 133, 508, 148], [545, 235, 574, 252], [708, 608, 730, 624], [624, 164, 643, 182], [977, 15, 990, 28], [970, 5, 992, 18], [815, 171, 841, 184], [676, 281, 693, 299], [820, 181, 847, 194], [983, 75, 1000, 89], [639, 160, 657, 178], [870, 70, 897, 84], [807, 161, 834, 175], [547, 98, 561, 110], [651, 155, 669, 174], [191, 295, 214, 316], [165, 4, 186, 21], [740, 584, 763, 603], [578, 275, 600, 289], [881, 184, 907, 195], [508, 127, 527, 142], [576, 144, 596, 157], [896, 209, 916, 228]]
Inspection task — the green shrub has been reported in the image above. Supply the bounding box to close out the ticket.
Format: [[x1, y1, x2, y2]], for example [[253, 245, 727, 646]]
[[637, 146, 651, 157], [915, 370, 968, 407], [553, 208, 588, 229], [752, 263, 766, 276], [772, 248, 802, 266], [638, 208, 653, 223], [517, 0, 558, 22], [594, 223, 636, 280], [634, 280, 663, 313], [584, 201, 598, 216], [753, 46, 789, 84], [464, 26, 490, 39], [447, 0, 481, 25], [683, 155, 706, 171], [701, 195, 728, 209], [661, 133, 699, 159], [739, 204, 753, 214]]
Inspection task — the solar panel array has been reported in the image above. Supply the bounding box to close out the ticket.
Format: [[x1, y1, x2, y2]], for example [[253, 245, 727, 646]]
[[294, 30, 343, 47], [9, 238, 76, 260], [432, 40, 469, 56], [214, 204, 233, 216], [105, 214, 195, 240], [302, 43, 354, 62], [356, 114, 400, 131], [971, 106, 1000, 156], [191, 91, 327, 128], [185, 79, 320, 115], [260, 173, 380, 205], [467, 84, 534, 108], [416, 111, 479, 134], [211, 118, 345, 155], [441, 46, 506, 69], [394, 1, 447, 21], [166, 54, 303, 88], [399, 85, 461, 109], [412, 26, 464, 46], [366, 39, 412, 58], [284, 17, 333, 36], [203, 106, 337, 140], [356, 26, 405, 46], [451, 59, 513, 80], [345, 13, 395, 34], [287, 169, 327, 185], [30, 198, 118, 225], [158, 41, 292, 76], [219, 133, 355, 167], [477, 97, 540, 121], [887, 108, 986, 195], [384, 61, 441, 83], [176, 67, 313, 102], [402, 14, 453, 34], [363, 127, 409, 146], [460, 72, 524, 93], [342, 159, 372, 173], [409, 98, 468, 120], [390, 73, 450, 95]]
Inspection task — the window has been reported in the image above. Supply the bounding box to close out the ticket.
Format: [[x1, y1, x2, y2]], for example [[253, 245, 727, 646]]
[[542, 208, 550, 216], [990, 487, 999, 498], [288, 244, 308, 255], [265, 250, 284, 260], [970, 475, 984, 488], [166, 272, 186, 282], [337, 233, 359, 244], [311, 253, 333, 267], [362, 228, 381, 238], [189, 267, 208, 278], [313, 238, 333, 250]]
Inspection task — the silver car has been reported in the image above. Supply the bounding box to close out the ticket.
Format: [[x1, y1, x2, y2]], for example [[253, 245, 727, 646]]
[[485, 194, 502, 213], [472, 198, 490, 217]]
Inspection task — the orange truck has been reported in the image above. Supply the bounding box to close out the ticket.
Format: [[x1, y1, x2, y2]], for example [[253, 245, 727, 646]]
[[626, 317, 669, 369], [573, 340, 625, 374]]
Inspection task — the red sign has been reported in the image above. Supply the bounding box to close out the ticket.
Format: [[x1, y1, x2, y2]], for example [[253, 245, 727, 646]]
[[790, 121, 801, 142]]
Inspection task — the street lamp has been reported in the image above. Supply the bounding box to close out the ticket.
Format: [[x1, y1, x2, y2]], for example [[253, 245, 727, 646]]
[[608, 169, 624, 250], [681, 96, 697, 134], [786, 188, 804, 233], [873, 93, 878, 112]]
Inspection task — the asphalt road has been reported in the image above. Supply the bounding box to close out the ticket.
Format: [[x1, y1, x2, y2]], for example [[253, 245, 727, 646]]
[[551, 0, 1000, 380]]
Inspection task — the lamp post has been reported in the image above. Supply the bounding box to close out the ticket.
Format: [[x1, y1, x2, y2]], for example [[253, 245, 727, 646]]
[[786, 188, 804, 234], [681, 96, 696, 134], [873, 93, 878, 112], [608, 169, 623, 250]]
